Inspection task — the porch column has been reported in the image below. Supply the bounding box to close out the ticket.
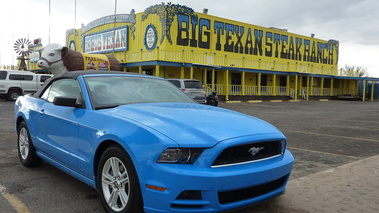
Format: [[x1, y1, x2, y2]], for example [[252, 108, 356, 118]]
[[273, 74, 277, 96], [294, 75, 298, 100], [190, 67, 194, 79], [321, 77, 324, 96], [310, 76, 314, 96], [258, 73, 261, 96], [155, 65, 160, 77], [139, 66, 142, 74], [180, 67, 184, 79], [211, 69, 215, 91], [306, 76, 310, 101], [330, 78, 334, 96], [203, 69, 207, 87], [286, 75, 290, 96], [242, 72, 246, 96], [225, 70, 229, 101], [370, 81, 375, 101], [362, 80, 366, 101]]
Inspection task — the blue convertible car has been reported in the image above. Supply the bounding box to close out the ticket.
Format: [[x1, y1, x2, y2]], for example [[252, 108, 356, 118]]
[[14, 71, 294, 213]]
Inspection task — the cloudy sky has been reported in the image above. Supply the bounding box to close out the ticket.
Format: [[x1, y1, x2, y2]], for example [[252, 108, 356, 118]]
[[1, 0, 378, 77]]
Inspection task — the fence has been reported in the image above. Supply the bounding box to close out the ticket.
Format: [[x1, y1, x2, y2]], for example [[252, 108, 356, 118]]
[[206, 84, 351, 97]]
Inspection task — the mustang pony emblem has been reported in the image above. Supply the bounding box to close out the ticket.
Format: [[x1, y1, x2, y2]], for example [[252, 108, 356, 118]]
[[248, 147, 265, 156]]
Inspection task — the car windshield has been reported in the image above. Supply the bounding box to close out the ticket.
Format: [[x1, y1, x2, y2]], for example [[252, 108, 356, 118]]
[[85, 76, 196, 109], [184, 80, 203, 89]]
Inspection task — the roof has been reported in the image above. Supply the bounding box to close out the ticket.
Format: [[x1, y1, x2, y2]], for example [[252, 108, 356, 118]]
[[0, 70, 35, 74]]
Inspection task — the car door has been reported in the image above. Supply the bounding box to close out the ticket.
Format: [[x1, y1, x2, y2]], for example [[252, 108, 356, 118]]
[[19, 74, 38, 93], [31, 78, 84, 171]]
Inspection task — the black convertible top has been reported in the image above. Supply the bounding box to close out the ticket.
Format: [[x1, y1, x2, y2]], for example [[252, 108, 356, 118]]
[[33, 70, 146, 98], [54, 70, 142, 79]]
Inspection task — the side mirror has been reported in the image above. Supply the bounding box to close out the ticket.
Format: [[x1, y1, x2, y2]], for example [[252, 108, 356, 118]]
[[53, 96, 82, 108]]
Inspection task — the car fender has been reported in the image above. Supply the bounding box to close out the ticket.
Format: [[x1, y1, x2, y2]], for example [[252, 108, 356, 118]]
[[74, 110, 179, 181]]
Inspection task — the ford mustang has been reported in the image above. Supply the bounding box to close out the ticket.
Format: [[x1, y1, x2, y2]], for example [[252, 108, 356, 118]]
[[14, 71, 294, 213]]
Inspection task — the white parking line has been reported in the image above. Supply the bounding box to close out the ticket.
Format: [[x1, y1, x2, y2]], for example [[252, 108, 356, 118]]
[[0, 184, 31, 213], [287, 146, 360, 159], [284, 130, 379, 143]]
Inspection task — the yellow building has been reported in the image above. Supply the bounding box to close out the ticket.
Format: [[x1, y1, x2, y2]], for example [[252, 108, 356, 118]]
[[30, 3, 379, 101]]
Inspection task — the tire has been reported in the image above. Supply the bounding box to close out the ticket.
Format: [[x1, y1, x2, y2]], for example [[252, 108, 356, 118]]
[[17, 121, 42, 167], [7, 89, 21, 101], [97, 145, 143, 213]]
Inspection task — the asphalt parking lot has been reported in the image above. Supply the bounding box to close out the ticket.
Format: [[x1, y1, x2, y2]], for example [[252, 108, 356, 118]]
[[1, 99, 378, 212]]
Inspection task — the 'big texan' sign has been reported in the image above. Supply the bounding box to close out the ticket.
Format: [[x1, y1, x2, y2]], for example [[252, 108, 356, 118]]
[[141, 3, 339, 66], [176, 14, 338, 65]]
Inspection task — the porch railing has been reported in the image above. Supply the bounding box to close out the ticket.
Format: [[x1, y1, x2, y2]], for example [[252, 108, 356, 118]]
[[205, 84, 225, 95], [245, 86, 258, 95], [300, 87, 358, 96], [205, 85, 352, 97]]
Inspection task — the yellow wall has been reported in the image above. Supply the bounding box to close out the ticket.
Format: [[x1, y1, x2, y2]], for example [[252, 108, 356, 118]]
[[63, 3, 338, 76]]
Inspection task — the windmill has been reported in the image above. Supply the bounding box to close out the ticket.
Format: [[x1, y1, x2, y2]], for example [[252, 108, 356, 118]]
[[14, 38, 32, 71]]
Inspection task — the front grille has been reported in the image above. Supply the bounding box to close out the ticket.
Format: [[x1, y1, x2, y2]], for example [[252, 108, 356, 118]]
[[212, 140, 283, 167], [218, 175, 287, 204]]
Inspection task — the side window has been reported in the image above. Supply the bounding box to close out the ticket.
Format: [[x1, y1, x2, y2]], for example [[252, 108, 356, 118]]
[[168, 80, 180, 88], [9, 75, 22, 80], [0, 71, 6, 80], [20, 75, 34, 81], [184, 80, 203, 89], [41, 79, 82, 104], [9, 74, 34, 81], [40, 75, 52, 82]]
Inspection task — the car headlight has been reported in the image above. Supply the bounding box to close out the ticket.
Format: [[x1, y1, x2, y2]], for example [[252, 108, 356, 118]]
[[157, 148, 204, 164]]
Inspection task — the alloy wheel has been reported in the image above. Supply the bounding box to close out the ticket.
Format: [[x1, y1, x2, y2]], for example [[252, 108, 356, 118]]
[[101, 157, 130, 212]]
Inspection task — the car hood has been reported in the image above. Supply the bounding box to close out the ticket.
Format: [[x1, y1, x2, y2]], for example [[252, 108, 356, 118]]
[[108, 103, 283, 147]]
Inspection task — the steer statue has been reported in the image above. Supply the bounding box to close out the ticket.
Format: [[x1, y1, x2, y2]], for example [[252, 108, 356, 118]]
[[37, 43, 120, 76]]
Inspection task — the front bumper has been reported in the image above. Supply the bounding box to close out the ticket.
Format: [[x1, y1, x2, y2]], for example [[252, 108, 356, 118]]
[[139, 149, 294, 213]]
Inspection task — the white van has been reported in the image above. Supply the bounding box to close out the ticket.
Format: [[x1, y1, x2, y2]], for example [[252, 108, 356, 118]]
[[167, 79, 206, 104]]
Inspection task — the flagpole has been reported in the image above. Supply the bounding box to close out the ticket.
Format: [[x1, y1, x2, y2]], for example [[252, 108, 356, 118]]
[[48, 0, 51, 44], [75, 0, 77, 28], [112, 0, 117, 55]]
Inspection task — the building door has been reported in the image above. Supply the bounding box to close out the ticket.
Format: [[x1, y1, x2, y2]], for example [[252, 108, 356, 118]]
[[280, 75, 287, 86], [260, 74, 268, 94], [206, 70, 218, 84], [231, 73, 241, 93], [261, 74, 268, 86], [231, 73, 241, 85], [279, 75, 287, 94]]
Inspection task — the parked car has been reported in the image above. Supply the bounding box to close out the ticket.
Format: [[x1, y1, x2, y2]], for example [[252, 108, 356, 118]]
[[0, 70, 52, 101], [167, 78, 207, 104], [14, 71, 294, 213]]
